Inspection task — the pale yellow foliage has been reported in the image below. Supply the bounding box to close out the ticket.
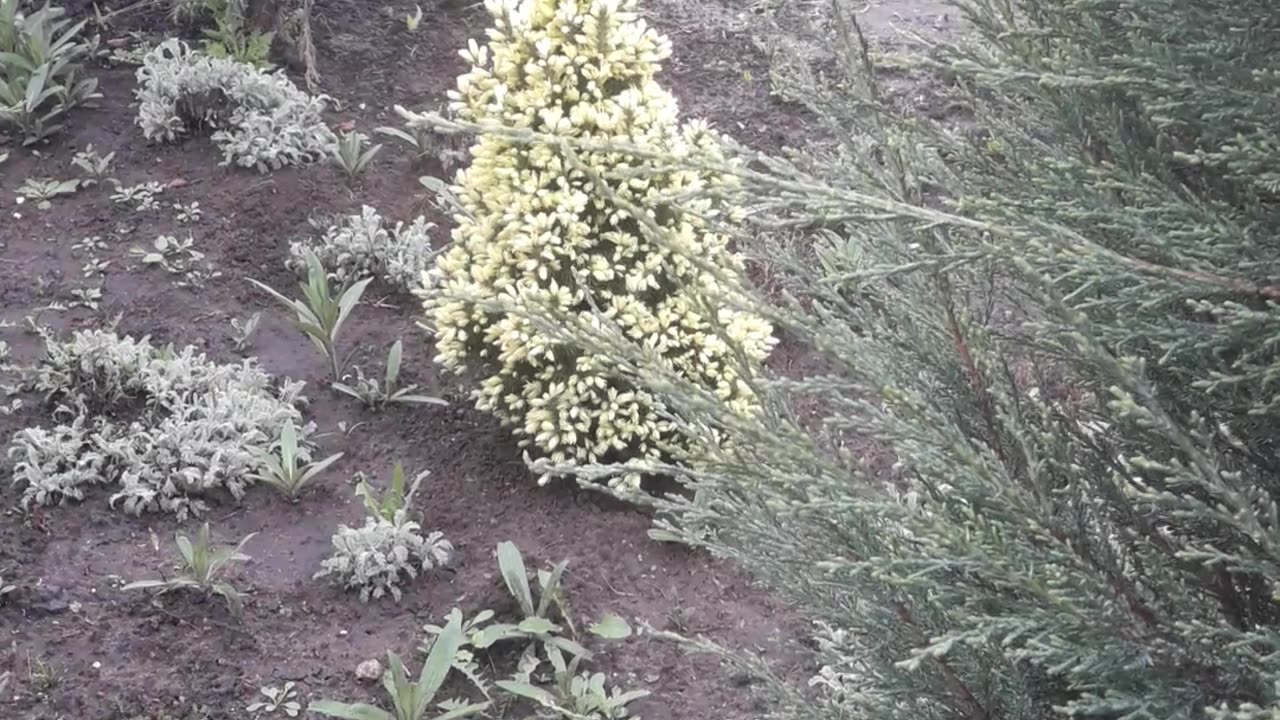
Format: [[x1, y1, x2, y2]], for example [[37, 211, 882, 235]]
[[425, 0, 775, 488]]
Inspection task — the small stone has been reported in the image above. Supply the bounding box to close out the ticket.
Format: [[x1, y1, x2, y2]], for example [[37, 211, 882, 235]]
[[355, 659, 383, 682]]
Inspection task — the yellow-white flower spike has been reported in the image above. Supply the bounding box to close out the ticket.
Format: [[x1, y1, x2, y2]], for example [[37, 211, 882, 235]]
[[425, 0, 775, 490]]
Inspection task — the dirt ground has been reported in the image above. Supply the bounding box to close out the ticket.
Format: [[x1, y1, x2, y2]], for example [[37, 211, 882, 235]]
[[0, 0, 956, 718]]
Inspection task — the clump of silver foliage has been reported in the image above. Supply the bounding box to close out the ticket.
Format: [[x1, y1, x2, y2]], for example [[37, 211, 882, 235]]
[[288, 206, 440, 291], [7, 330, 312, 519], [134, 39, 334, 172], [314, 508, 453, 602]]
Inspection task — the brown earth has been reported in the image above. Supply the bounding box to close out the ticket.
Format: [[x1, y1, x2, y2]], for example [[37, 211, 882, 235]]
[[0, 0, 953, 718]]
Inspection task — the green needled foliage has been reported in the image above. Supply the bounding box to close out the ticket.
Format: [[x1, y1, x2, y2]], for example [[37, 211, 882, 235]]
[[420, 0, 1280, 718]]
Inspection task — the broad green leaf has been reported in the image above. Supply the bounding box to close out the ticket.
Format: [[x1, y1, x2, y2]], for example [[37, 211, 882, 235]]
[[390, 392, 448, 406], [386, 339, 403, 388], [299, 452, 344, 483], [517, 617, 558, 635], [470, 623, 521, 649], [494, 680, 556, 705], [535, 559, 568, 618], [214, 583, 244, 618], [175, 534, 195, 567], [418, 611, 464, 705], [611, 689, 651, 706], [23, 63, 50, 113], [280, 420, 298, 468], [308, 701, 394, 720], [431, 702, 490, 720], [121, 579, 170, 591], [545, 635, 593, 660], [497, 542, 535, 617], [333, 277, 372, 340], [589, 612, 632, 640]]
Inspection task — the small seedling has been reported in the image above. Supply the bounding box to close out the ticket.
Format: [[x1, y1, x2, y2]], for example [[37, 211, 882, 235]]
[[0, 574, 15, 600], [330, 130, 382, 184], [333, 339, 447, 409], [110, 181, 165, 211], [130, 234, 207, 280], [18, 178, 79, 209], [405, 4, 422, 31], [26, 655, 58, 691], [247, 682, 302, 717], [248, 251, 371, 380], [71, 144, 115, 185], [81, 257, 111, 277], [71, 235, 107, 255], [250, 419, 343, 502], [123, 523, 255, 619], [175, 201, 202, 224], [230, 311, 262, 351], [310, 613, 489, 720], [356, 462, 425, 523], [68, 283, 102, 310]]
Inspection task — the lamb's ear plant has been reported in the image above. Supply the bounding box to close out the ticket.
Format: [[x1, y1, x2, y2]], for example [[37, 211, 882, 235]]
[[330, 130, 382, 184], [248, 251, 371, 380], [250, 419, 342, 502], [122, 522, 254, 618], [310, 613, 490, 720], [332, 339, 447, 409]]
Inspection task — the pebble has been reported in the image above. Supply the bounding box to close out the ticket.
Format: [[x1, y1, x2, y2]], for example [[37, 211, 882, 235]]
[[355, 659, 384, 682]]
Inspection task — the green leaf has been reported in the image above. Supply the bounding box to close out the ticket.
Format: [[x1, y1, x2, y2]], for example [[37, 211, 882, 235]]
[[121, 579, 170, 591], [175, 534, 195, 568], [308, 701, 394, 720], [333, 277, 372, 342], [213, 583, 244, 619], [495, 680, 556, 705], [430, 702, 490, 720], [23, 63, 50, 113], [535, 559, 568, 618], [386, 339, 403, 388], [497, 542, 535, 617], [517, 617, 558, 635], [588, 612, 632, 640], [280, 419, 298, 469], [418, 611, 464, 705], [470, 623, 522, 649]]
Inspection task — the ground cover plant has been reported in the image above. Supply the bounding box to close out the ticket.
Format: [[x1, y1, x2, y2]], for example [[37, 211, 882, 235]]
[[7, 329, 318, 519], [134, 37, 333, 171]]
